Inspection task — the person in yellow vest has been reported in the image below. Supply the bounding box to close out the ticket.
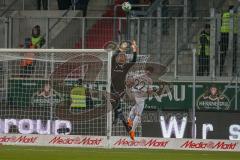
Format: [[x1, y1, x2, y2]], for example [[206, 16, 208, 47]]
[[220, 5, 235, 76], [197, 24, 210, 76], [31, 25, 45, 48], [70, 79, 87, 108]]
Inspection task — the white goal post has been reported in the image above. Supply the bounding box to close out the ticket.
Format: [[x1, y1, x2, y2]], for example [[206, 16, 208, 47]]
[[0, 48, 114, 136], [0, 48, 148, 140]]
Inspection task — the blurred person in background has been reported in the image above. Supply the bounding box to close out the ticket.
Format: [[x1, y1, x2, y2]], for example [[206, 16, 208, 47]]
[[70, 79, 93, 108], [38, 83, 53, 97], [197, 24, 210, 76], [70, 79, 87, 108], [220, 5, 238, 76], [20, 25, 45, 77], [31, 25, 45, 48], [20, 38, 36, 77]]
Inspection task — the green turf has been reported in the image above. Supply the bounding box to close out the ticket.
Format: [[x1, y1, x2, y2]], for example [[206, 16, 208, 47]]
[[0, 145, 240, 160]]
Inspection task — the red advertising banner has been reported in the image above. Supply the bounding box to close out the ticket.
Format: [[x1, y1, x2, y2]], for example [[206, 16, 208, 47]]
[[110, 136, 240, 152], [0, 134, 240, 152], [180, 140, 238, 150], [0, 134, 106, 148], [112, 137, 169, 148]]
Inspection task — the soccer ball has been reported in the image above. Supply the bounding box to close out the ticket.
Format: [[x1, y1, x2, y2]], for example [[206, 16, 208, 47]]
[[122, 2, 132, 12]]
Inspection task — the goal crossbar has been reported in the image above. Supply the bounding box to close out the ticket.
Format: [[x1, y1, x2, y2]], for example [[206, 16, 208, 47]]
[[0, 48, 106, 53], [0, 48, 113, 138]]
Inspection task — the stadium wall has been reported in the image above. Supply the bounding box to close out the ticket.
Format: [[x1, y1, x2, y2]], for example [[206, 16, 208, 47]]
[[0, 134, 239, 152]]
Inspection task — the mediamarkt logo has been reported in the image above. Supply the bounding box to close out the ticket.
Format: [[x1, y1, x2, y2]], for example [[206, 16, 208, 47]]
[[114, 138, 169, 147], [181, 140, 237, 150], [197, 85, 230, 110], [49, 136, 103, 145], [0, 135, 38, 144]]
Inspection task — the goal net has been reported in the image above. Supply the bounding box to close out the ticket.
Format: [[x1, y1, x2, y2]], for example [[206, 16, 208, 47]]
[[0, 49, 112, 136], [0, 49, 149, 137]]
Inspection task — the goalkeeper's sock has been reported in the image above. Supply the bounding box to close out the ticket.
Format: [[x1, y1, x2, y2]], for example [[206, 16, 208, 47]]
[[129, 130, 135, 140]]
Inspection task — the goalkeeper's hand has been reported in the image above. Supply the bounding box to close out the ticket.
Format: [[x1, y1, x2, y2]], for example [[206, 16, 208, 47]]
[[131, 40, 138, 53]]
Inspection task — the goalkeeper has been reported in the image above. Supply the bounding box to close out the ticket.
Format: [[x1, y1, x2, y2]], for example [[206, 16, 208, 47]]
[[111, 40, 138, 132]]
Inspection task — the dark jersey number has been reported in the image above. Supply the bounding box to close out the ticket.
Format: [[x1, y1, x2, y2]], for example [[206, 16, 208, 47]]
[[134, 79, 145, 91]]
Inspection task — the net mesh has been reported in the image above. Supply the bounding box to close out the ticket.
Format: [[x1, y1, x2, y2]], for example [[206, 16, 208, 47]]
[[0, 49, 152, 137], [0, 50, 109, 136]]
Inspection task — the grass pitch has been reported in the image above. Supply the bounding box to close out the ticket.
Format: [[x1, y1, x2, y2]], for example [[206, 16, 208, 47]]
[[0, 145, 240, 160]]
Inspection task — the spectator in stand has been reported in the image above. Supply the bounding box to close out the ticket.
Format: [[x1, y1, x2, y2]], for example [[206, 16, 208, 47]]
[[70, 79, 93, 108], [38, 83, 53, 97], [72, 0, 90, 17], [219, 5, 236, 76], [20, 38, 36, 77], [221, 5, 238, 75], [37, 0, 48, 10], [197, 24, 210, 76], [57, 0, 72, 10], [20, 25, 45, 77], [31, 25, 45, 48]]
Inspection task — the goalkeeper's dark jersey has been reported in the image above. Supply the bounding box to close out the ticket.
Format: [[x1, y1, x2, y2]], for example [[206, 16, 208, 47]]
[[111, 51, 137, 93]]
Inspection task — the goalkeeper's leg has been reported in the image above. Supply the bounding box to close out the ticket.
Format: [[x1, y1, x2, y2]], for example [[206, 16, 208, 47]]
[[112, 102, 131, 132], [119, 111, 131, 132], [112, 101, 120, 125]]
